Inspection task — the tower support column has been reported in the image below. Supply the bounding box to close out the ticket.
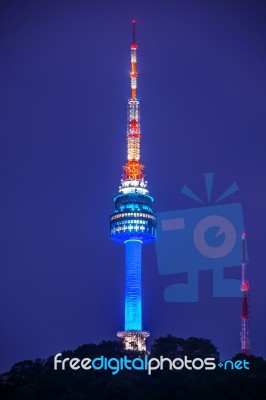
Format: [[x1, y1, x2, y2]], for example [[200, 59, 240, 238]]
[[125, 239, 142, 331], [117, 239, 150, 352]]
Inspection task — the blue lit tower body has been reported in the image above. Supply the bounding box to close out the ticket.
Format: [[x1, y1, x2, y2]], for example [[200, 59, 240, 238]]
[[110, 21, 156, 352]]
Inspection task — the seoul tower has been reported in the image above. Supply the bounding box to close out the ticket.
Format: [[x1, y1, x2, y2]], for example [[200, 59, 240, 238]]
[[110, 21, 156, 352]]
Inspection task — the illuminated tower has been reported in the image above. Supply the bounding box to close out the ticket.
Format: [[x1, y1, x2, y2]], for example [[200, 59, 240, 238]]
[[240, 232, 251, 355], [110, 21, 156, 352]]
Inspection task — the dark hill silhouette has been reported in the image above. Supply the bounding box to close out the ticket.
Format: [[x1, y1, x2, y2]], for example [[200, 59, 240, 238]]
[[0, 336, 265, 400]]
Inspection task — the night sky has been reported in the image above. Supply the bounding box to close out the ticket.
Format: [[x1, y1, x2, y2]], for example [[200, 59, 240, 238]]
[[0, 0, 265, 373]]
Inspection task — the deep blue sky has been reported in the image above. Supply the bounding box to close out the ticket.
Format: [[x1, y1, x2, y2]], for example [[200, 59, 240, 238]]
[[0, 0, 265, 372]]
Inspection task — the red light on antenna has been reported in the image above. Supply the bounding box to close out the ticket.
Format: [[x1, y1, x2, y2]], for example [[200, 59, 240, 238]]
[[132, 19, 136, 24]]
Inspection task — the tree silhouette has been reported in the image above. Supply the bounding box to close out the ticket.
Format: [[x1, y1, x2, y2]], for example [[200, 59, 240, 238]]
[[151, 334, 219, 360], [0, 338, 265, 400]]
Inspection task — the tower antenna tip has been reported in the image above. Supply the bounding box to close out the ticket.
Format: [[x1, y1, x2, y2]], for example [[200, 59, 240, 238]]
[[132, 19, 136, 44]]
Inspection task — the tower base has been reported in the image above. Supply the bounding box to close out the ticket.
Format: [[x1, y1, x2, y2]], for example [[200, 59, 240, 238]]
[[117, 330, 150, 352]]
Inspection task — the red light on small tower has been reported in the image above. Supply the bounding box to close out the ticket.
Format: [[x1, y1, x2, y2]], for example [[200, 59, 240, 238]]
[[240, 231, 251, 355]]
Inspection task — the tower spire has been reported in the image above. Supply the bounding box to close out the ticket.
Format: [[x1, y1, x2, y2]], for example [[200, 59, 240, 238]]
[[130, 19, 138, 100], [122, 19, 144, 181]]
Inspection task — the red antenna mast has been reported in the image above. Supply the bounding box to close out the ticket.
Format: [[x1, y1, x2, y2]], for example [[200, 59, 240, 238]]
[[122, 19, 144, 181], [240, 232, 251, 355]]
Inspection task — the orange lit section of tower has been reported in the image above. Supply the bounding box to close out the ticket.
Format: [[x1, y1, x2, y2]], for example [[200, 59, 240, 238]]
[[123, 20, 144, 180]]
